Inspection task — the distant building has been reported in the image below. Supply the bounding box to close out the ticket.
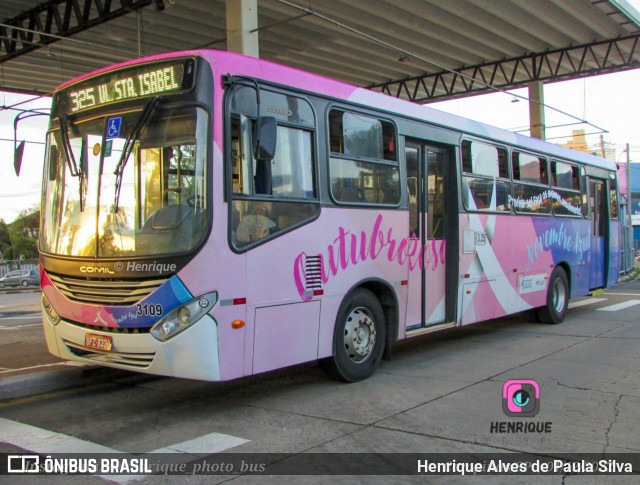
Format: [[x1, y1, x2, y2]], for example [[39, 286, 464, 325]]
[[561, 130, 635, 270], [562, 129, 589, 152], [561, 129, 616, 162], [629, 163, 640, 249]]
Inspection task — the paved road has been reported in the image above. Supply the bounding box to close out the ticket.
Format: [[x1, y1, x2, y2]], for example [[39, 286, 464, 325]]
[[0, 290, 66, 375], [0, 282, 639, 484]]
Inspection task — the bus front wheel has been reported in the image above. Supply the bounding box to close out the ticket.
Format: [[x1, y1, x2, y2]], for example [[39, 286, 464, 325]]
[[324, 288, 386, 382], [537, 267, 569, 324]]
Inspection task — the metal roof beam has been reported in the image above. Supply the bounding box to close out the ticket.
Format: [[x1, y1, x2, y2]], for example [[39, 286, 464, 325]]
[[0, 0, 152, 64], [368, 33, 640, 102]]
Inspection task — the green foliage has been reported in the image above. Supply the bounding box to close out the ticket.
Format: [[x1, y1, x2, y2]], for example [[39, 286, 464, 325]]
[[6, 207, 39, 260], [0, 220, 12, 260]]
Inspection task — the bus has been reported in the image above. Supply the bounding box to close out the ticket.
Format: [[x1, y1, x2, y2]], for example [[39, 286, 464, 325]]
[[35, 49, 620, 383]]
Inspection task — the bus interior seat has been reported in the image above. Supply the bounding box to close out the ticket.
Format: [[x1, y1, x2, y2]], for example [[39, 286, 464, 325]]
[[333, 181, 364, 202], [137, 205, 199, 252], [147, 205, 192, 230]]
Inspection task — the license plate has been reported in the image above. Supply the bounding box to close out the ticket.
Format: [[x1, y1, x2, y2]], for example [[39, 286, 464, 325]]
[[85, 333, 112, 352]]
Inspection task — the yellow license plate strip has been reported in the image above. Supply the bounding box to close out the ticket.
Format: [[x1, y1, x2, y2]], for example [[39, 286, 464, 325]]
[[84, 333, 113, 351]]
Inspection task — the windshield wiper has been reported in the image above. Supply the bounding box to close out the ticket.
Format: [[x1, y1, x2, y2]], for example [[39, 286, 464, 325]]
[[113, 96, 161, 211], [59, 114, 81, 176], [59, 113, 87, 211]]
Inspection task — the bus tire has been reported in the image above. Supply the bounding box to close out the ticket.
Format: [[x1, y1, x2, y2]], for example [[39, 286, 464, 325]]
[[536, 267, 569, 324], [324, 288, 386, 382]]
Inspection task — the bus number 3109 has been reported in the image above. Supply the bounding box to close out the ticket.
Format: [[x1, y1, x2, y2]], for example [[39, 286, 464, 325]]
[[136, 304, 163, 316]]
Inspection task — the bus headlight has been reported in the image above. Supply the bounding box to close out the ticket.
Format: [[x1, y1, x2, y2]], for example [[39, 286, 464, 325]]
[[150, 292, 217, 341], [42, 294, 59, 325]]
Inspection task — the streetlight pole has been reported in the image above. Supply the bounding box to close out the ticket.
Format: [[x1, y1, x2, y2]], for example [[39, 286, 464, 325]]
[[627, 143, 633, 270]]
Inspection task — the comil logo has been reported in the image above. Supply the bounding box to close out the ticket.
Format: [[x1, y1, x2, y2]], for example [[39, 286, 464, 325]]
[[502, 379, 540, 417], [79, 265, 115, 275]]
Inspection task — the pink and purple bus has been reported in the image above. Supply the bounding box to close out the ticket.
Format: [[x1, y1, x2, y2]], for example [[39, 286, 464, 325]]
[[37, 50, 620, 382]]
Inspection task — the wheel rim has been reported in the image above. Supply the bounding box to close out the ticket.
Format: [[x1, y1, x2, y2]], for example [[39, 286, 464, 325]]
[[343, 307, 376, 364], [552, 277, 567, 314]]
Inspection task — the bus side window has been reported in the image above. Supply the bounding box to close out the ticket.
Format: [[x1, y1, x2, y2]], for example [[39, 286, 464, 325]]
[[511, 151, 551, 215], [461, 140, 510, 212], [329, 109, 400, 205], [229, 88, 319, 249], [550, 160, 583, 216]]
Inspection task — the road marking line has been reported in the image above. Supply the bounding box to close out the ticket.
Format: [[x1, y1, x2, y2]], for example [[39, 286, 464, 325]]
[[0, 362, 87, 374], [0, 315, 42, 321], [597, 300, 640, 312], [569, 298, 607, 309], [150, 433, 249, 454], [0, 323, 41, 330], [0, 416, 119, 453], [0, 417, 249, 484], [605, 292, 640, 296]]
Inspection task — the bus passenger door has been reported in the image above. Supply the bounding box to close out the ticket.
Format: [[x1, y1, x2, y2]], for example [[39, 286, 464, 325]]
[[405, 142, 447, 328], [588, 179, 607, 289]]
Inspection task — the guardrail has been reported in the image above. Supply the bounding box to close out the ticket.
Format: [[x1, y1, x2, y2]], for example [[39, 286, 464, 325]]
[[0, 286, 40, 294], [0, 259, 39, 278]]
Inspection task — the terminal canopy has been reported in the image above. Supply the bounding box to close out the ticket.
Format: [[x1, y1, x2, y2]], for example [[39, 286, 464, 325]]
[[1, 0, 640, 102]]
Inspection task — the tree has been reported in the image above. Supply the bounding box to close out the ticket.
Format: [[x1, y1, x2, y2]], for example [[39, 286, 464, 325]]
[[0, 219, 12, 260], [8, 207, 39, 260]]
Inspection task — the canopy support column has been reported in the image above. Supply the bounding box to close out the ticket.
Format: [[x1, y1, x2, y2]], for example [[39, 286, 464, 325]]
[[226, 0, 259, 57], [528, 81, 546, 140]]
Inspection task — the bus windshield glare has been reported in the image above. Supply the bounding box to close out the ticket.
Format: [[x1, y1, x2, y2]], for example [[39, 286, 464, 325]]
[[40, 105, 208, 258]]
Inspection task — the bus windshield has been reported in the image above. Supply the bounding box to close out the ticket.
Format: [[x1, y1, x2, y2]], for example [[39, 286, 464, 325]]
[[40, 105, 208, 258]]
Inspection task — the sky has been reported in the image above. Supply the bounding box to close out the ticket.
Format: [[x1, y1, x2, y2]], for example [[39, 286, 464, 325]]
[[430, 71, 640, 160], [1, 8, 640, 223], [0, 93, 51, 223]]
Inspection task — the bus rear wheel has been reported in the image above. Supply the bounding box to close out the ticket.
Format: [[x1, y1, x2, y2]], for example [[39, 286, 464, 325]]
[[537, 267, 569, 324], [324, 288, 386, 382]]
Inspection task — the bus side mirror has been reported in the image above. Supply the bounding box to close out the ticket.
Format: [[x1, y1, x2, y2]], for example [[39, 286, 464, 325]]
[[14, 140, 25, 176], [48, 145, 59, 181], [254, 116, 277, 161]]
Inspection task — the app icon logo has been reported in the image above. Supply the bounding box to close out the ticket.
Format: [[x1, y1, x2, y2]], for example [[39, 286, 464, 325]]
[[502, 379, 540, 417]]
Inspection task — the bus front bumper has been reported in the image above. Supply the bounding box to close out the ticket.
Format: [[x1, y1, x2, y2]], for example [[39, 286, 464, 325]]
[[42, 312, 221, 381]]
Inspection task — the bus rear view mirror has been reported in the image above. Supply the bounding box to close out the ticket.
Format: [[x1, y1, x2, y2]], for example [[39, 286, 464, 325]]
[[254, 116, 277, 161], [48, 145, 59, 181], [14, 140, 25, 177]]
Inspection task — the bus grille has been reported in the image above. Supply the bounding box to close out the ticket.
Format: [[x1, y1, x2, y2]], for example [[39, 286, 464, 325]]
[[69, 321, 152, 334], [63, 339, 155, 368], [48, 273, 168, 305]]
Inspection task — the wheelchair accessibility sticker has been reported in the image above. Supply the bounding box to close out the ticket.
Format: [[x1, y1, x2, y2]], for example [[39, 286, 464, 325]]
[[106, 116, 122, 139]]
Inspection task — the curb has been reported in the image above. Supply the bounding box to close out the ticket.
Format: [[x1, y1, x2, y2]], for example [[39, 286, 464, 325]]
[[0, 366, 130, 402], [0, 288, 40, 295]]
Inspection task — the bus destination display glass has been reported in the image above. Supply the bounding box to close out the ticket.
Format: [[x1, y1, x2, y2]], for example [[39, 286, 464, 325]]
[[57, 59, 194, 114]]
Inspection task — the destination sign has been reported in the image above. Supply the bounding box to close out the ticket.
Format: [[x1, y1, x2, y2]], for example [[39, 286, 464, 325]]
[[58, 59, 194, 114]]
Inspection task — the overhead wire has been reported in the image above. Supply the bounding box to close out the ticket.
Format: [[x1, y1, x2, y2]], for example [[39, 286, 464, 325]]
[[0, 0, 619, 137], [272, 0, 610, 135], [0, 1, 615, 138]]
